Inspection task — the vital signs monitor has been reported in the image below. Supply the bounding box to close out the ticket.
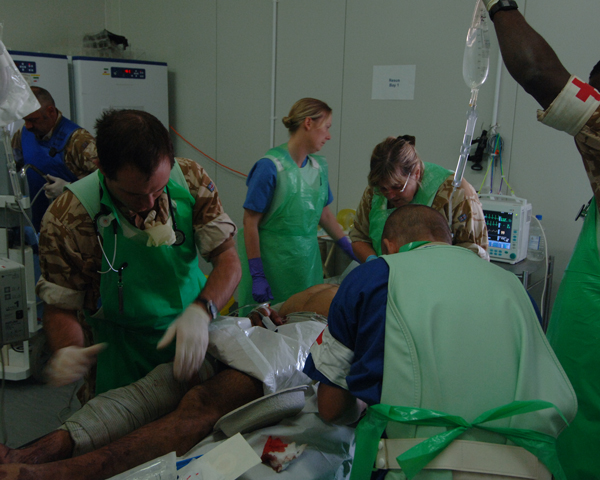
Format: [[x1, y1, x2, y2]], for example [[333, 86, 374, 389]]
[[479, 194, 532, 264]]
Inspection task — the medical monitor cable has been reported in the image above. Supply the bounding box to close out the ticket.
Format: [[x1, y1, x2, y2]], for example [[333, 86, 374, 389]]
[[169, 126, 248, 179], [478, 131, 501, 194], [531, 214, 549, 322]]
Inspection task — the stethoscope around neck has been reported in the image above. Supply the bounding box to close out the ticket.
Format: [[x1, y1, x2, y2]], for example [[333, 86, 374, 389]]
[[93, 185, 186, 275]]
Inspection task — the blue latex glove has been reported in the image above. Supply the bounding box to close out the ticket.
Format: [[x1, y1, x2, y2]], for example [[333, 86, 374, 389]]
[[335, 236, 360, 263], [366, 255, 378, 262], [248, 257, 274, 303]]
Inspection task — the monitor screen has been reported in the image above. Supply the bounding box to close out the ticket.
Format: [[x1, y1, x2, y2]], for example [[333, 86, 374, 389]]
[[484, 210, 513, 249]]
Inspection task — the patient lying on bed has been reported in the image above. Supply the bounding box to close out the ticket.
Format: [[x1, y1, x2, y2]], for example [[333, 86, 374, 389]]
[[0, 286, 339, 480]]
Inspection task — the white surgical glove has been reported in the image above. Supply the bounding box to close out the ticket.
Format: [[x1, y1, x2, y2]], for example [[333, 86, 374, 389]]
[[157, 303, 210, 381], [43, 174, 70, 199], [45, 343, 107, 387]]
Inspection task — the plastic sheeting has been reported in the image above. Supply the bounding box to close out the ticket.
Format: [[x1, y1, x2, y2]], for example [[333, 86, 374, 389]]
[[208, 317, 325, 395], [183, 385, 355, 480], [0, 34, 40, 127]]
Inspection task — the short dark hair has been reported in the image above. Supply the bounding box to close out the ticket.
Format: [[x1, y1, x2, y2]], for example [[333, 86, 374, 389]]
[[382, 204, 452, 249], [95, 109, 174, 180]]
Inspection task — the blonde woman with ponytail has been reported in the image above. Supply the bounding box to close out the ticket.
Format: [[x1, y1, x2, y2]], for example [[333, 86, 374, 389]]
[[238, 98, 358, 309]]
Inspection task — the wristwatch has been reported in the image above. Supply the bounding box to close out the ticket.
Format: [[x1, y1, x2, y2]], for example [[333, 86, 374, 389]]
[[198, 297, 218, 320], [488, 0, 519, 21]]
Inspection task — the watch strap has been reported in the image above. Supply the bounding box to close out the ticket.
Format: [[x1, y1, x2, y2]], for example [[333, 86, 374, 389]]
[[197, 296, 218, 320], [488, 0, 519, 21]]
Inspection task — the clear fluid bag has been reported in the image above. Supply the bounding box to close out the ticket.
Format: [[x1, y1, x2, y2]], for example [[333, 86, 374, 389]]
[[463, 0, 491, 91]]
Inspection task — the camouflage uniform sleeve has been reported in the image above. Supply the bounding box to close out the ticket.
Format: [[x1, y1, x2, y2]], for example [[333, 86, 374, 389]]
[[575, 106, 600, 210], [63, 129, 98, 179], [176, 158, 237, 260], [36, 190, 102, 311], [432, 176, 490, 260], [349, 186, 374, 244]]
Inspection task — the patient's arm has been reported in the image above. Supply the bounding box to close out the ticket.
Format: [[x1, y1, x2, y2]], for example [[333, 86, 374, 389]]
[[317, 382, 366, 425], [247, 305, 285, 328]]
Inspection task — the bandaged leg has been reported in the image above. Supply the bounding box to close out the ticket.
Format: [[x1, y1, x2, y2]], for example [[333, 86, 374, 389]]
[[61, 361, 213, 456], [0, 369, 263, 480]]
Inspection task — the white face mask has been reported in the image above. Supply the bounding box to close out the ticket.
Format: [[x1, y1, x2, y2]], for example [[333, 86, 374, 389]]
[[0, 37, 41, 128]]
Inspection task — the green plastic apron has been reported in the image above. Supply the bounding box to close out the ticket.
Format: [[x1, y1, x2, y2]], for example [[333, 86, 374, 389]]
[[238, 143, 328, 309], [547, 197, 600, 480], [351, 245, 572, 480], [368, 163, 451, 256], [67, 165, 206, 394]]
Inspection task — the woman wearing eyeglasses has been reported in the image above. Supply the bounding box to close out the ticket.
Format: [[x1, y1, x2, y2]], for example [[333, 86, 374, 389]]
[[350, 135, 489, 262]]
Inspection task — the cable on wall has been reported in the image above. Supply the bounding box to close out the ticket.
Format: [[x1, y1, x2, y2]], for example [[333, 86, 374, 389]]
[[170, 125, 248, 178]]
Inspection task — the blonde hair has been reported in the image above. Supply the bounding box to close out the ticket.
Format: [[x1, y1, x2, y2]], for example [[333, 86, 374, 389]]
[[368, 135, 424, 188], [282, 98, 332, 134]]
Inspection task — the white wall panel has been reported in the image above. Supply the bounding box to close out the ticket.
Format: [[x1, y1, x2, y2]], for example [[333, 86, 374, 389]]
[[105, 0, 219, 185], [274, 0, 346, 212], [338, 0, 500, 212], [1, 0, 105, 54], [215, 0, 273, 227]]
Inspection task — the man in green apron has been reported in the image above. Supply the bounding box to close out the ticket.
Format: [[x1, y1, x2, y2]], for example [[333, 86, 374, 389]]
[[37, 110, 241, 397], [304, 205, 576, 479], [483, 3, 600, 477]]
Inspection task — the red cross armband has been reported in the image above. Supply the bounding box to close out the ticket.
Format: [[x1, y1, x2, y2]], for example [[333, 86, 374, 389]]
[[309, 327, 353, 390], [538, 75, 600, 136]]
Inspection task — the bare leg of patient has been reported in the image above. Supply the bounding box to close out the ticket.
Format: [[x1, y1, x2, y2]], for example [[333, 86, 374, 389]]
[[0, 369, 263, 480], [0, 430, 74, 464], [0, 362, 190, 465]]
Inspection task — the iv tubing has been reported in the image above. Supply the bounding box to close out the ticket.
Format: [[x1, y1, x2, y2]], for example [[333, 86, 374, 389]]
[[491, 53, 503, 130]]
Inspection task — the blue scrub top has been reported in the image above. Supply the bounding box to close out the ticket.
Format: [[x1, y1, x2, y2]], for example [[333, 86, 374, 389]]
[[304, 258, 389, 406], [244, 157, 334, 213], [303, 258, 544, 406]]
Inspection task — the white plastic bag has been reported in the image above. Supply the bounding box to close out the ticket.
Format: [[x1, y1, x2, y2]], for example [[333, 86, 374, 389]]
[[208, 318, 325, 395], [0, 32, 40, 127]]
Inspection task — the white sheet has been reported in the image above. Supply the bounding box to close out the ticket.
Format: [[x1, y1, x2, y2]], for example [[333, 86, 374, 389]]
[[181, 385, 355, 480]]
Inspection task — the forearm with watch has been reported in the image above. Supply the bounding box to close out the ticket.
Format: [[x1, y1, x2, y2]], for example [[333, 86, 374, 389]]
[[157, 245, 242, 381]]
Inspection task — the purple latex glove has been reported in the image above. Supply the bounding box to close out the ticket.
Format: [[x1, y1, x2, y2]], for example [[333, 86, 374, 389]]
[[248, 257, 274, 303], [335, 236, 361, 263]]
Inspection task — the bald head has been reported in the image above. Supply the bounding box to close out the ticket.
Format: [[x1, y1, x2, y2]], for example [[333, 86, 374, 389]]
[[23, 87, 58, 138], [30, 87, 55, 108], [381, 204, 452, 254]]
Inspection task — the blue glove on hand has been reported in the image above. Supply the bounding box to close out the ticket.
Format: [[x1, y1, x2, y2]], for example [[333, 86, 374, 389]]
[[248, 257, 274, 303], [335, 236, 360, 263]]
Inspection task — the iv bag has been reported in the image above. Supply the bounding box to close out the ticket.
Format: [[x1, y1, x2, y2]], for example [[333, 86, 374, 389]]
[[463, 0, 490, 90], [0, 24, 40, 127]]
